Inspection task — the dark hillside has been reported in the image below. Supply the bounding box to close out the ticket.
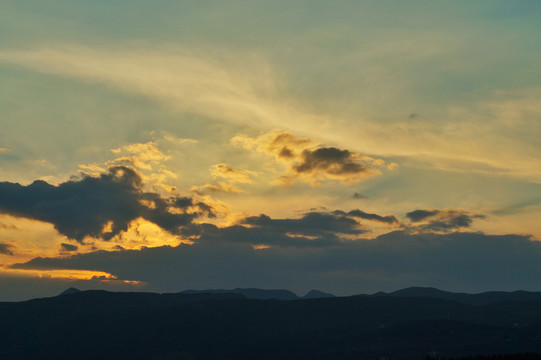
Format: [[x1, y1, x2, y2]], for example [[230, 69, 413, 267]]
[[2, 289, 541, 359]]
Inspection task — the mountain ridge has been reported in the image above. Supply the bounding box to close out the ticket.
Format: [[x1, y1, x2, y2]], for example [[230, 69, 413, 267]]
[[371, 286, 541, 305], [2, 287, 541, 359], [180, 287, 336, 300]]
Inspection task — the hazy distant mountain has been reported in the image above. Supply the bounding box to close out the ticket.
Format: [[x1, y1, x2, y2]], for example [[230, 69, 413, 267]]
[[59, 287, 81, 296], [374, 286, 541, 305], [303, 289, 335, 299], [180, 288, 299, 300]]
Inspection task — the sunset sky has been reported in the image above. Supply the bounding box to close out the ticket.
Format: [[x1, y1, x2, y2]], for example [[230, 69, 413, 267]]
[[1, 1, 540, 301]]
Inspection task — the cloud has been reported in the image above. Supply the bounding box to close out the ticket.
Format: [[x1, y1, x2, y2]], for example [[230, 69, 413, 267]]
[[60, 243, 78, 252], [339, 210, 399, 225], [190, 183, 244, 195], [406, 209, 440, 222], [0, 46, 312, 134], [188, 164, 258, 195], [11, 230, 541, 295], [182, 210, 368, 248], [0, 243, 14, 255], [0, 222, 18, 230], [78, 141, 179, 195], [180, 208, 401, 248], [352, 192, 368, 200], [210, 164, 256, 184], [78, 163, 107, 176], [406, 209, 485, 233], [233, 131, 384, 185], [110, 142, 170, 170], [1, 47, 540, 182], [163, 135, 198, 145], [0, 165, 212, 242], [292, 147, 374, 183]]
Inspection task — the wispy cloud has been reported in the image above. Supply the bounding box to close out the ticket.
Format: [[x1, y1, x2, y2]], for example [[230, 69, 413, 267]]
[[2, 46, 539, 181], [210, 164, 256, 184]]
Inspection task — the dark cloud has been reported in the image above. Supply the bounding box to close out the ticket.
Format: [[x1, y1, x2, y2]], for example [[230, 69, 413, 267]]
[[182, 211, 367, 248], [422, 213, 473, 232], [341, 209, 399, 225], [352, 192, 368, 200], [406, 209, 440, 222], [406, 209, 485, 233], [408, 113, 419, 119], [0, 243, 13, 255], [11, 230, 541, 296], [278, 147, 294, 159], [293, 147, 370, 176], [179, 209, 400, 249], [241, 212, 365, 237], [0, 166, 212, 242], [60, 243, 78, 252]]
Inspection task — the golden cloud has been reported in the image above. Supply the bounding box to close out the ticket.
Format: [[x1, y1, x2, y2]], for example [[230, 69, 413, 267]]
[[233, 131, 384, 186]]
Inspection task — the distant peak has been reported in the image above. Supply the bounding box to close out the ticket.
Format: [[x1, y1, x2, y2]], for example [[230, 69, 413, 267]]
[[181, 288, 299, 300], [303, 289, 335, 299], [59, 287, 81, 296], [390, 286, 448, 295]]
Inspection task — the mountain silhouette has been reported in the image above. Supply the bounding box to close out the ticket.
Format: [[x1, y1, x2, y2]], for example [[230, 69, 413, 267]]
[[59, 287, 81, 296], [2, 288, 541, 359], [373, 286, 541, 305], [180, 288, 299, 300], [303, 289, 335, 299]]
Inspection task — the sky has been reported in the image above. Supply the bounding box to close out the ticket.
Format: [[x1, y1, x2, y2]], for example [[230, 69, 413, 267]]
[[0, 0, 540, 301]]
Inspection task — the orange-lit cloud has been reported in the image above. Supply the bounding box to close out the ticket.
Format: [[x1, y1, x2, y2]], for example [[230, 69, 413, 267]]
[[1, 47, 540, 182], [232, 131, 385, 185], [78, 163, 107, 176], [110, 141, 170, 170], [191, 182, 244, 195], [188, 164, 257, 196], [2, 267, 117, 281], [1, 267, 144, 287], [0, 165, 213, 243], [210, 164, 256, 184], [163, 135, 198, 145], [78, 142, 180, 196]]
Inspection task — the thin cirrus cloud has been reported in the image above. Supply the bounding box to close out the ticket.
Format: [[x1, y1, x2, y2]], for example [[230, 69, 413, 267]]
[[109, 141, 170, 171], [1, 46, 539, 181], [190, 182, 244, 195], [0, 243, 14, 256], [210, 164, 256, 184], [190, 163, 255, 195]]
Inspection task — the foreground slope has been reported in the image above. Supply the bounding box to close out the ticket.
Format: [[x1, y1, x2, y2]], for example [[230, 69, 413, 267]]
[[1, 289, 541, 359]]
